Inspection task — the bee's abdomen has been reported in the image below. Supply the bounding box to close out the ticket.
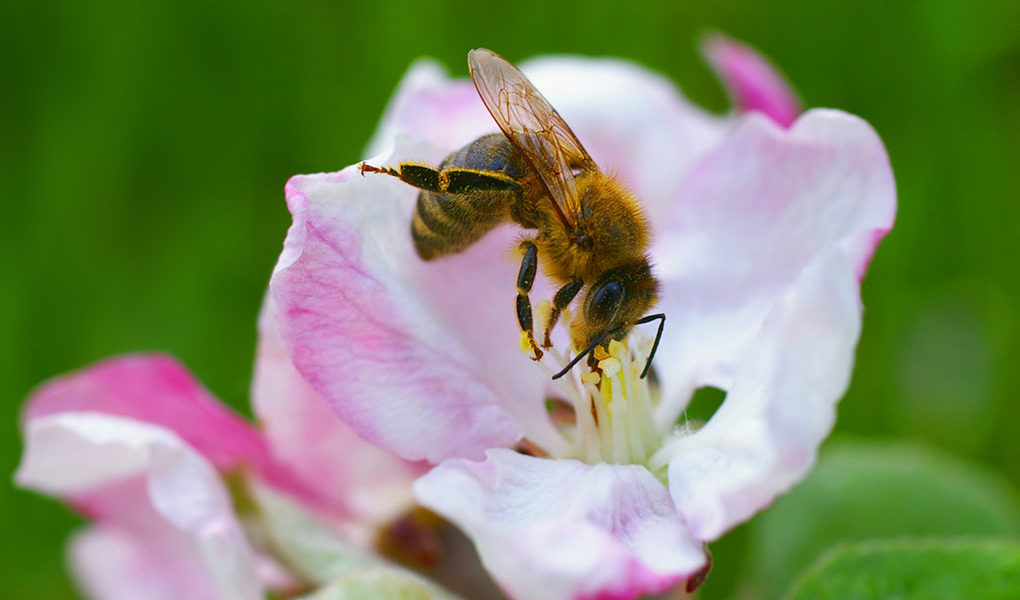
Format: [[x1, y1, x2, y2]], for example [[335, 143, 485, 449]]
[[411, 134, 524, 260], [452, 133, 524, 177], [411, 190, 508, 259]]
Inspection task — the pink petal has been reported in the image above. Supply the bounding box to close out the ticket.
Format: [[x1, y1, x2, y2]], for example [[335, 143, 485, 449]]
[[22, 353, 324, 508], [252, 292, 426, 532], [414, 449, 705, 600], [666, 250, 861, 541], [17, 413, 262, 600], [702, 33, 801, 127], [69, 526, 224, 600], [653, 109, 895, 421], [271, 138, 549, 464]]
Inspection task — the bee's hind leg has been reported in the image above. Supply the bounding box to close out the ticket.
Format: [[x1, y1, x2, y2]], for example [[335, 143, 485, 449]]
[[360, 162, 443, 192], [516, 241, 543, 361], [360, 162, 519, 194]]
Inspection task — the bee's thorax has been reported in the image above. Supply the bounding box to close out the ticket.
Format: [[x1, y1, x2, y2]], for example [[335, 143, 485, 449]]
[[536, 173, 651, 285]]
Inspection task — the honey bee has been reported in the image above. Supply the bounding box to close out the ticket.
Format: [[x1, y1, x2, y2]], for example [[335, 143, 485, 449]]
[[360, 48, 664, 379]]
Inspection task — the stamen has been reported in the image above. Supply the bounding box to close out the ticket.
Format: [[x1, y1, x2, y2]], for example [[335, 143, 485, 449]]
[[597, 356, 621, 377], [517, 318, 665, 467], [604, 362, 630, 464], [535, 300, 552, 338], [585, 375, 613, 459]]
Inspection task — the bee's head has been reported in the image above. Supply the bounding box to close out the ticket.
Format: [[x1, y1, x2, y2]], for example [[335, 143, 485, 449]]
[[572, 258, 658, 351]]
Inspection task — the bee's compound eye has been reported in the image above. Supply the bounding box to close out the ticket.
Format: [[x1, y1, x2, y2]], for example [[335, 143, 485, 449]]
[[587, 280, 624, 325]]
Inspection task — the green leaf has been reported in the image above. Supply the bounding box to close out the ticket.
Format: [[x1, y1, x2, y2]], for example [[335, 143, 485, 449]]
[[784, 538, 1020, 600], [744, 439, 1020, 598]]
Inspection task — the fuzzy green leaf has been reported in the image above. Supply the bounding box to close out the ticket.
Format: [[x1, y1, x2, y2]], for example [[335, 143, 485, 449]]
[[784, 538, 1020, 600], [744, 439, 1020, 598]]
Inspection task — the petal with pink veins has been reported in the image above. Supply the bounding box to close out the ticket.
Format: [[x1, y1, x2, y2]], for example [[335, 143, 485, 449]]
[[414, 448, 705, 600], [271, 137, 551, 464], [652, 109, 895, 422], [252, 292, 426, 536], [701, 33, 801, 127], [16, 412, 262, 600]]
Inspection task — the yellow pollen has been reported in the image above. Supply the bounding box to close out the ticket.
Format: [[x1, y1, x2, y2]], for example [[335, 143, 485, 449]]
[[581, 372, 601, 385], [535, 300, 552, 332], [519, 331, 538, 359], [598, 357, 622, 377], [607, 339, 627, 359], [593, 345, 610, 362]]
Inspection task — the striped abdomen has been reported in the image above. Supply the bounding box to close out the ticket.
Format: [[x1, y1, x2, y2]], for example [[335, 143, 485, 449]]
[[411, 134, 526, 260]]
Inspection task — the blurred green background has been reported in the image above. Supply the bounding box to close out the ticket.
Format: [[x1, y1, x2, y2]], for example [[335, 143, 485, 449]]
[[2, 0, 1018, 598]]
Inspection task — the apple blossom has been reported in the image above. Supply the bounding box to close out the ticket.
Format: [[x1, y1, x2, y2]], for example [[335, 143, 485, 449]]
[[14, 297, 463, 600], [270, 35, 895, 600]]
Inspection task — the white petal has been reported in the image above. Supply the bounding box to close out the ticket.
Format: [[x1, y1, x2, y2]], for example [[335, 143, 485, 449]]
[[666, 249, 862, 540], [16, 412, 262, 600], [415, 449, 705, 600], [653, 109, 895, 421]]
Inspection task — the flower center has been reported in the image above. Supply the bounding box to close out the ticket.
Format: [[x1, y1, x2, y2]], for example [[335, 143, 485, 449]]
[[525, 300, 667, 476]]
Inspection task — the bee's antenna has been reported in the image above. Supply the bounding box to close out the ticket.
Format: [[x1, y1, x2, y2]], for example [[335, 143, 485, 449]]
[[634, 313, 666, 379], [551, 332, 608, 380], [551, 314, 665, 381]]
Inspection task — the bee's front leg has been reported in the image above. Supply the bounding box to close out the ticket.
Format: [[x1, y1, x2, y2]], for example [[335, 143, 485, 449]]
[[516, 240, 543, 361], [543, 279, 584, 349]]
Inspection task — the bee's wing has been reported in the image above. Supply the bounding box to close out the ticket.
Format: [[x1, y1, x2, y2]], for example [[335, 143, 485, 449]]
[[468, 48, 598, 232]]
